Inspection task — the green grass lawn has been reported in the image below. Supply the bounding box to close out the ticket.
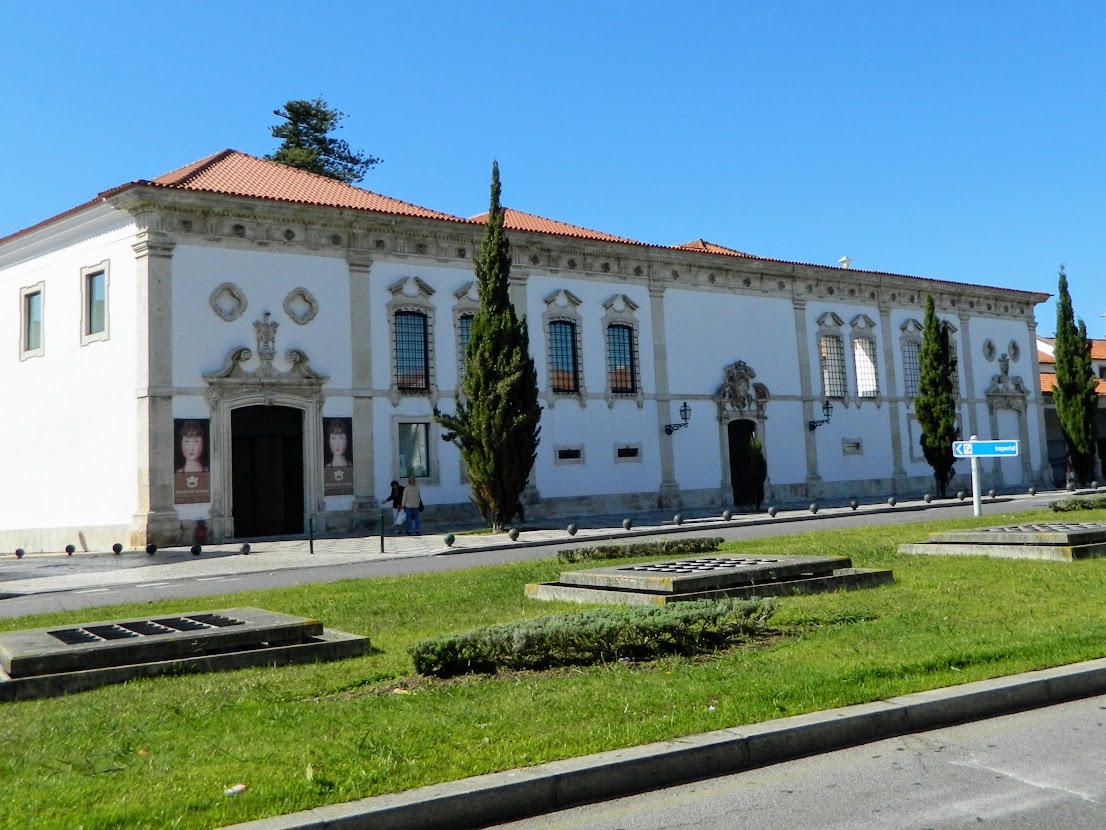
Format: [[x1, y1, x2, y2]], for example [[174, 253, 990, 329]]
[[4, 508, 1106, 830]]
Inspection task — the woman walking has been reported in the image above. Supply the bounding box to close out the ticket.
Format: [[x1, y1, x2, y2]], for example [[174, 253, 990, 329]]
[[401, 477, 422, 535]]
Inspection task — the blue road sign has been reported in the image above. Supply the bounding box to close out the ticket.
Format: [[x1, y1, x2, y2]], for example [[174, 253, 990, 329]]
[[952, 440, 1020, 458]]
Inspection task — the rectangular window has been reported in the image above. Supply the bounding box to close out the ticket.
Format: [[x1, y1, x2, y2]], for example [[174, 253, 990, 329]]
[[25, 291, 42, 351], [819, 334, 847, 398], [19, 283, 45, 359], [398, 422, 430, 478], [395, 311, 429, 390], [607, 324, 636, 393], [614, 444, 642, 463], [457, 313, 473, 377], [902, 340, 921, 397], [555, 445, 584, 464], [87, 271, 105, 334], [853, 338, 879, 397], [549, 320, 579, 393]]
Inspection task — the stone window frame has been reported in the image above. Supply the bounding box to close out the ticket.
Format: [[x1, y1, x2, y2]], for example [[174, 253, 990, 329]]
[[900, 319, 923, 399], [19, 281, 45, 360], [80, 260, 110, 345], [542, 289, 586, 408], [849, 314, 880, 403], [283, 286, 319, 325], [816, 312, 849, 404], [209, 282, 248, 322], [452, 281, 480, 392], [601, 293, 644, 408], [842, 438, 864, 456], [391, 414, 441, 485], [387, 276, 438, 406], [614, 442, 643, 463], [554, 444, 586, 465]]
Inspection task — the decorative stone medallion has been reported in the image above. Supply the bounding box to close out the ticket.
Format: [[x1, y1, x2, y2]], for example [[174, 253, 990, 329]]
[[209, 282, 247, 322]]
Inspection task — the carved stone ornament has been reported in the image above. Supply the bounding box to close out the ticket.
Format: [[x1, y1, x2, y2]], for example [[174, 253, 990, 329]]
[[283, 287, 319, 325], [1008, 339, 1021, 362], [985, 352, 1029, 413], [715, 360, 769, 421], [209, 282, 248, 322], [253, 312, 280, 372], [983, 338, 997, 361]]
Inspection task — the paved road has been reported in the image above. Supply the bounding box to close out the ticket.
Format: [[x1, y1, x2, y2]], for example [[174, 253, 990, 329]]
[[0, 491, 1063, 619], [487, 693, 1106, 830]]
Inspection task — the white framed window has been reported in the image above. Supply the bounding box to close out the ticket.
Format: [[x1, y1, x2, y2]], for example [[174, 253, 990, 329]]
[[19, 282, 45, 360], [555, 444, 585, 465], [601, 293, 643, 407], [387, 276, 438, 406], [816, 312, 847, 400], [81, 261, 109, 345], [452, 281, 480, 388], [392, 416, 440, 484], [543, 289, 586, 406], [849, 314, 879, 399], [614, 443, 642, 463]]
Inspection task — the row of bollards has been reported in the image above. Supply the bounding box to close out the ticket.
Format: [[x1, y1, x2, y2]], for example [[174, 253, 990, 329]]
[[12, 542, 252, 558]]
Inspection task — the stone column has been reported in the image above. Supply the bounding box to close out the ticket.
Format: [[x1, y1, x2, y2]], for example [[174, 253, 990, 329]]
[[130, 230, 180, 547], [348, 256, 376, 528], [793, 298, 822, 495], [957, 311, 979, 439], [650, 284, 681, 506], [510, 272, 541, 505], [878, 303, 908, 491], [1026, 319, 1050, 483]]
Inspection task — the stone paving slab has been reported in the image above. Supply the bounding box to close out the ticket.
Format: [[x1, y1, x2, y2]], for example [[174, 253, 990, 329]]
[[557, 555, 849, 593], [927, 521, 1106, 546], [898, 541, 1106, 561]]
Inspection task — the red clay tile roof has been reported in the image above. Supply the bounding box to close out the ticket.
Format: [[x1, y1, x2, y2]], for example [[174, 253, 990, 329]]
[[673, 239, 755, 258], [145, 150, 468, 221], [1038, 339, 1106, 366], [1039, 372, 1106, 395], [468, 208, 648, 245]]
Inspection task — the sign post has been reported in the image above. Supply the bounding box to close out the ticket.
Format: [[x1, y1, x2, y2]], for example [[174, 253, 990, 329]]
[[951, 437, 1020, 516]]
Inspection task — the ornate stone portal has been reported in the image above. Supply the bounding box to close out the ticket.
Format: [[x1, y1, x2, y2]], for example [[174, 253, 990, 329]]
[[203, 314, 329, 541], [715, 360, 771, 504]]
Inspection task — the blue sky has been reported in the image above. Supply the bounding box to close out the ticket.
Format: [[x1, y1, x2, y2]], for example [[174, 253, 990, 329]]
[[4, 1, 1104, 336]]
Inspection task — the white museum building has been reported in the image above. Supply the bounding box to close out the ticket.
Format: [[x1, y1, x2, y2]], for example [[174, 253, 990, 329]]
[[1, 150, 1051, 551]]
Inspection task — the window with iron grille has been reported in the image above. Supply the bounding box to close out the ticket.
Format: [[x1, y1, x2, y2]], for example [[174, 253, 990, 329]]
[[457, 313, 473, 377], [819, 334, 847, 398], [607, 324, 635, 393], [853, 337, 879, 397], [902, 339, 921, 397], [549, 320, 579, 393], [395, 311, 429, 390]]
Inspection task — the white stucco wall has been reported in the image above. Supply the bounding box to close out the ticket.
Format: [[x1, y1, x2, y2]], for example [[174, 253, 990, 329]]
[[0, 211, 139, 538]]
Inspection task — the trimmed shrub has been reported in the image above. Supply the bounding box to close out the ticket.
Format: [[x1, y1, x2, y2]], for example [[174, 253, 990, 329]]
[[1049, 494, 1106, 512], [558, 536, 724, 565], [409, 597, 775, 677]]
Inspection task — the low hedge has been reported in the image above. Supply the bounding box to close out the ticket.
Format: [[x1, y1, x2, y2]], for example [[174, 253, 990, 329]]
[[1050, 494, 1106, 512], [557, 536, 724, 564], [409, 597, 775, 677]]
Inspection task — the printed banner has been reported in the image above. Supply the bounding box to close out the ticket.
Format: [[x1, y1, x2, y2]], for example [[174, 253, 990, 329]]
[[323, 417, 354, 496], [174, 419, 211, 504]]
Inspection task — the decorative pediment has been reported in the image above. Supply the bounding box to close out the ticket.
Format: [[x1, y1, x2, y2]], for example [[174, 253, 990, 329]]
[[900, 319, 923, 336], [603, 293, 639, 314], [454, 281, 479, 303], [985, 352, 1029, 413], [716, 360, 769, 418], [817, 311, 844, 329], [388, 276, 435, 299], [850, 314, 876, 331], [544, 288, 583, 310]]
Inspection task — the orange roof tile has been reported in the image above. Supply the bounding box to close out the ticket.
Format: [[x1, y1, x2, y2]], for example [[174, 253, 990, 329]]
[[1038, 350, 1055, 365], [146, 150, 468, 222], [673, 239, 755, 258], [1039, 372, 1106, 395], [468, 208, 648, 245], [1038, 339, 1106, 365]]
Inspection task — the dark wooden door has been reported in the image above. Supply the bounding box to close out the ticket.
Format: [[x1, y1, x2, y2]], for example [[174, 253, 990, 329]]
[[728, 420, 756, 507], [231, 406, 304, 537]]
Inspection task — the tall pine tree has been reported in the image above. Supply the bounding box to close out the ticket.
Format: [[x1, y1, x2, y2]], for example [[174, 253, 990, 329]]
[[266, 97, 381, 183], [915, 294, 959, 497], [1052, 266, 1099, 484], [435, 162, 541, 530]]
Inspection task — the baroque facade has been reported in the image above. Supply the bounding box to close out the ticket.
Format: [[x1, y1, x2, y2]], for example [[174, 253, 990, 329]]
[[1, 150, 1051, 550]]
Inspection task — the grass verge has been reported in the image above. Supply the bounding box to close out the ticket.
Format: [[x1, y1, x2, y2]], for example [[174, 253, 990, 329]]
[[3, 508, 1106, 829]]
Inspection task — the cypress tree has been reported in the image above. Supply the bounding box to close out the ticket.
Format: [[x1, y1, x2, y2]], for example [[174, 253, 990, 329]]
[[435, 162, 541, 531], [1052, 266, 1099, 484], [915, 294, 958, 497]]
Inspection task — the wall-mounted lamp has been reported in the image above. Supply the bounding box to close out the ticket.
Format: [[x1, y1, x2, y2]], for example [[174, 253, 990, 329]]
[[665, 401, 692, 435], [808, 399, 833, 431]]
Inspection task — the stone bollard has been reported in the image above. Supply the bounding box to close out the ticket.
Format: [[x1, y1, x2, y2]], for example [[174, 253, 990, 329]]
[[508, 527, 519, 541], [567, 523, 577, 536], [444, 533, 455, 547], [146, 544, 157, 555], [809, 503, 818, 514], [887, 497, 897, 507], [722, 510, 733, 521], [673, 514, 683, 525], [191, 545, 202, 556], [622, 518, 633, 530], [957, 490, 967, 501], [112, 543, 123, 554], [240, 543, 251, 555], [1028, 486, 1037, 496], [850, 499, 859, 510], [65, 545, 75, 556], [15, 548, 24, 559], [923, 493, 932, 503], [768, 506, 778, 517]]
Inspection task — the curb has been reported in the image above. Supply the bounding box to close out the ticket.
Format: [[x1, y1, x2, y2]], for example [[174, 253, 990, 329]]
[[221, 656, 1106, 830]]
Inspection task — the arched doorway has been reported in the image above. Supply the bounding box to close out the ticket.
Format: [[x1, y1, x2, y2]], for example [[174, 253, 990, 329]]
[[728, 420, 756, 507], [231, 405, 305, 537]]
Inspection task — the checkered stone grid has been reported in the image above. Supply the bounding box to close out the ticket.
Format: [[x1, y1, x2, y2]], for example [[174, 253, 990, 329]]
[[621, 557, 781, 574], [978, 522, 1106, 534], [48, 613, 244, 646]]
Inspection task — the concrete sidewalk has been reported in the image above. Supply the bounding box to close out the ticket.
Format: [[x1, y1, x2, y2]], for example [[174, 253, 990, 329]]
[[0, 491, 1046, 598]]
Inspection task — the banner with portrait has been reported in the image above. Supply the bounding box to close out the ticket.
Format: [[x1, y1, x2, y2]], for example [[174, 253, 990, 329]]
[[323, 417, 354, 496], [174, 418, 211, 504]]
